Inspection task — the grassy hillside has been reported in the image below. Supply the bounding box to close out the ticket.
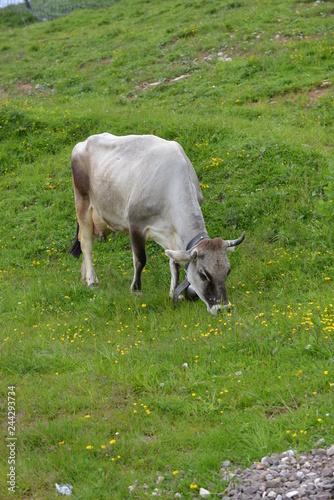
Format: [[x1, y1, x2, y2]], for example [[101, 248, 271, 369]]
[[0, 0, 333, 498]]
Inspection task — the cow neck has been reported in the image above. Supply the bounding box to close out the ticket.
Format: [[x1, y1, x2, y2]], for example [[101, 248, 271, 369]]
[[186, 232, 210, 251]]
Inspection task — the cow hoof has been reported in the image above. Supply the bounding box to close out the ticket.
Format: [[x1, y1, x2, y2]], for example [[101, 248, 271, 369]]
[[87, 277, 99, 288]]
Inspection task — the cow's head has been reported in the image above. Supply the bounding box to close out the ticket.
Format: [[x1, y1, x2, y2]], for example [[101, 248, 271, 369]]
[[166, 232, 245, 315]]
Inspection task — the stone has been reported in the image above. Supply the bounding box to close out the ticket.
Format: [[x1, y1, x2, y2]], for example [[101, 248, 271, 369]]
[[317, 493, 333, 500], [243, 485, 259, 495], [322, 466, 333, 477], [326, 445, 334, 456], [261, 456, 271, 467], [199, 487, 210, 498], [220, 446, 334, 499], [319, 481, 334, 490]]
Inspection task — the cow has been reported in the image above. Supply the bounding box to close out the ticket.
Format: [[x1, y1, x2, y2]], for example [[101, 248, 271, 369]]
[[69, 133, 245, 315]]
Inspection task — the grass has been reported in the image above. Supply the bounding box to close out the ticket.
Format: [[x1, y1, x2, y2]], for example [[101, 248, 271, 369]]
[[0, 0, 333, 498]]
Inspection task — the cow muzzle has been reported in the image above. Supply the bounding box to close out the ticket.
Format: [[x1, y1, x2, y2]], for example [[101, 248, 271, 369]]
[[207, 301, 231, 315]]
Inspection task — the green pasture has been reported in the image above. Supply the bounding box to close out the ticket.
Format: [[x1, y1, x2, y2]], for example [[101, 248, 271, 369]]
[[0, 0, 333, 498]]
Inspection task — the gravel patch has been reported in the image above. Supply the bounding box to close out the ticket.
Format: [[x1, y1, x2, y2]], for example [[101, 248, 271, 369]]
[[219, 444, 334, 499]]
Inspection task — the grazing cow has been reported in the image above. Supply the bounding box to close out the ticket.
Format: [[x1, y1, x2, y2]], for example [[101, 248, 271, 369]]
[[69, 133, 245, 315]]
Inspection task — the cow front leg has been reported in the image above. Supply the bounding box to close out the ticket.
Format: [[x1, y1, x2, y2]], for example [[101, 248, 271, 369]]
[[130, 229, 146, 292], [169, 259, 180, 297]]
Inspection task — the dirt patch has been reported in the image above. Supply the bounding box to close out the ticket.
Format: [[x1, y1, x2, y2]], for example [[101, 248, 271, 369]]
[[308, 81, 331, 106], [243, 80, 331, 108], [197, 50, 213, 63], [18, 82, 33, 94]]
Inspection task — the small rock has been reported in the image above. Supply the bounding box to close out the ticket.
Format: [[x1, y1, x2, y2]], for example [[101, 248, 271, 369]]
[[266, 478, 281, 489], [286, 491, 299, 498], [222, 460, 232, 468], [319, 481, 334, 490], [317, 493, 333, 500], [315, 438, 326, 447], [243, 485, 259, 495], [326, 445, 334, 456], [322, 467, 333, 477], [220, 474, 230, 482], [267, 491, 277, 498], [306, 472, 318, 478], [261, 456, 271, 466], [174, 494, 182, 499], [199, 487, 210, 497], [296, 471, 305, 480]]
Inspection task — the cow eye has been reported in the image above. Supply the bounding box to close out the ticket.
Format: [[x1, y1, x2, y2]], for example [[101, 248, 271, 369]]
[[199, 271, 208, 281]]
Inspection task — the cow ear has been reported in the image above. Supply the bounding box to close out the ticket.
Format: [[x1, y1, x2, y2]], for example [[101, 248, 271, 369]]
[[226, 246, 236, 253], [165, 249, 198, 264]]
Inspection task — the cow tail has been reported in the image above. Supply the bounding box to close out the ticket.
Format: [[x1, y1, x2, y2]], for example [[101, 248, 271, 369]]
[[68, 222, 82, 258]]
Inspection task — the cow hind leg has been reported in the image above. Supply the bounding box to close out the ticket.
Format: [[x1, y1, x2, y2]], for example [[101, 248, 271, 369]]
[[130, 229, 147, 292], [76, 200, 98, 287]]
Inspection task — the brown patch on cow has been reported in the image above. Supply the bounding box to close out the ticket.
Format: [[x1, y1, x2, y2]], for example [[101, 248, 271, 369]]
[[71, 156, 90, 195], [196, 238, 224, 251]]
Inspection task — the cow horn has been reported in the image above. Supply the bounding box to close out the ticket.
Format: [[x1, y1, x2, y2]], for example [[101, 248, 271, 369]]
[[224, 231, 245, 248]]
